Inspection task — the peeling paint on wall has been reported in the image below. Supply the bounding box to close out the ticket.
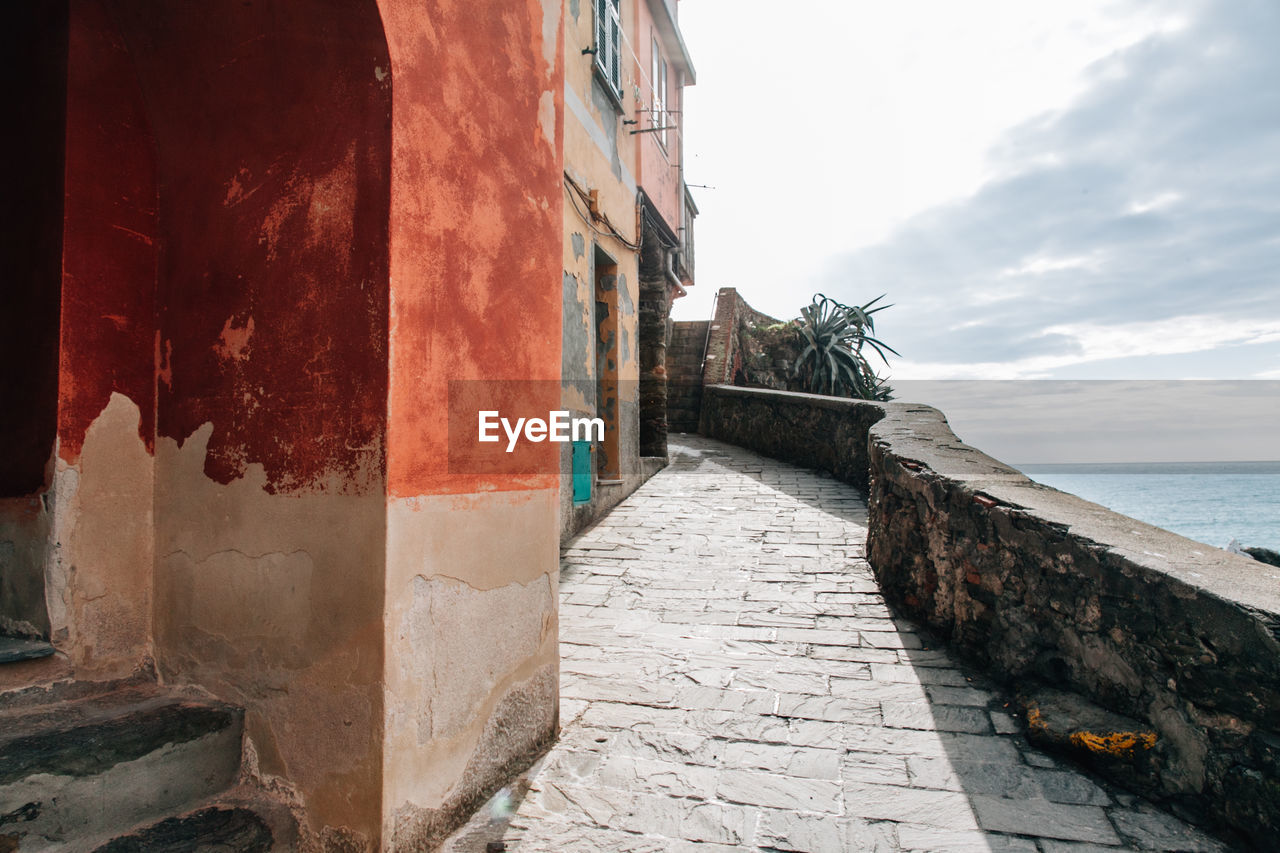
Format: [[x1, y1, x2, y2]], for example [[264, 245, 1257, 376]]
[[46, 393, 154, 679], [563, 271, 593, 389], [153, 412, 386, 845], [588, 78, 624, 181]]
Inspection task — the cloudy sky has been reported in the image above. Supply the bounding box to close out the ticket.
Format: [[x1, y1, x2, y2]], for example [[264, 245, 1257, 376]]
[[673, 0, 1279, 461], [675, 0, 1280, 383]]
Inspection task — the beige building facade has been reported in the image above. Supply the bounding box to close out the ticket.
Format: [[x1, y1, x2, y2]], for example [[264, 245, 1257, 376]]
[[560, 0, 697, 539]]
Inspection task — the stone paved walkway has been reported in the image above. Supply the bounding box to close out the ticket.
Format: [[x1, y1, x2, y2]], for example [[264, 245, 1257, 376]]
[[444, 437, 1227, 852]]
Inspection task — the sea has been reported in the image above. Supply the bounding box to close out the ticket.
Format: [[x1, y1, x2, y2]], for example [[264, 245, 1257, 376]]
[[1014, 461, 1280, 553]]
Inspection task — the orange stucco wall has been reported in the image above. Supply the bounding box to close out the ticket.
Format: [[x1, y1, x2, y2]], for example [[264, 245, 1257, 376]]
[[381, 0, 564, 498], [377, 2, 565, 848]]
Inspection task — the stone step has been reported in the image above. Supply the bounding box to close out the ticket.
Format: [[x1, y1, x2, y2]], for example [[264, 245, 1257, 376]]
[[0, 637, 55, 665], [0, 684, 244, 850], [87, 790, 299, 853], [91, 806, 273, 853]]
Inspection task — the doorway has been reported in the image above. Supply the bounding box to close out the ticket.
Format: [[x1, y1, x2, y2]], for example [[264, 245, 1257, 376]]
[[593, 246, 621, 482], [0, 3, 68, 644]]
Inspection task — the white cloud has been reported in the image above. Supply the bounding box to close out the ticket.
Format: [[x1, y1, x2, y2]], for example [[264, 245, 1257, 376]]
[[895, 316, 1280, 379], [1040, 316, 1280, 362], [1000, 254, 1101, 277], [1127, 191, 1182, 215]]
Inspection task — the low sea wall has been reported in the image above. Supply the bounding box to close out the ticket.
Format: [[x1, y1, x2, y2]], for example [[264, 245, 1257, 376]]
[[702, 384, 1280, 847]]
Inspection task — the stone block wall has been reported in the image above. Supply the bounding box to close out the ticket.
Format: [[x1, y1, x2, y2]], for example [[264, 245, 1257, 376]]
[[702, 384, 1280, 847], [666, 320, 708, 433]]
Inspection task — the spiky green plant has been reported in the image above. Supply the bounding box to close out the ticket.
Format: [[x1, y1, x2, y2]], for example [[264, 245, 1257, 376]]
[[793, 293, 898, 400]]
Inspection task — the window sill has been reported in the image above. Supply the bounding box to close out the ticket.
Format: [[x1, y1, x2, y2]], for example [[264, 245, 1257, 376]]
[[592, 65, 626, 115]]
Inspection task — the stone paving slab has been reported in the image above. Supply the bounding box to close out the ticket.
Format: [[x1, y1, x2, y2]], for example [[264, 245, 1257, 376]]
[[443, 437, 1229, 852]]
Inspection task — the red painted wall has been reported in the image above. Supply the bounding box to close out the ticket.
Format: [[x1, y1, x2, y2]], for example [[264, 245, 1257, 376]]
[[58, 1, 395, 840], [112, 0, 393, 494], [57, 1, 394, 495], [57, 0, 159, 466]]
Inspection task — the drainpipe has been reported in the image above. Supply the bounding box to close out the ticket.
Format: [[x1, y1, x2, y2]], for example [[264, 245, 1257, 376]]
[[665, 249, 687, 298]]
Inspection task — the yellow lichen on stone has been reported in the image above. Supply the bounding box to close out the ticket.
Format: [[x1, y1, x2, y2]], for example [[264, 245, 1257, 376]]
[[1026, 707, 1046, 731], [1069, 730, 1157, 755]]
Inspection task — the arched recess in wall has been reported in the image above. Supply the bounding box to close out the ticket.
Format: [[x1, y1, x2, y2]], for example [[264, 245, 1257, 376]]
[[7, 0, 397, 650], [80, 0, 394, 490], [47, 0, 394, 837]]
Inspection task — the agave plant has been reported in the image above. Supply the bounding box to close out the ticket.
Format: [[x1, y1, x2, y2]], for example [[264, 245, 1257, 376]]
[[793, 293, 898, 400]]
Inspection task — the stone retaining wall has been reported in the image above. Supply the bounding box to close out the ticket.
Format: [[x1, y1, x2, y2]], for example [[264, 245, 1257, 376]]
[[701, 287, 782, 387], [702, 384, 1280, 847]]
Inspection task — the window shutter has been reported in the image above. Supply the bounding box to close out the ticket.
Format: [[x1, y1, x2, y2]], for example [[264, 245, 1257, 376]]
[[594, 0, 622, 95], [596, 0, 607, 75], [608, 0, 621, 92], [651, 36, 660, 123], [659, 56, 668, 147]]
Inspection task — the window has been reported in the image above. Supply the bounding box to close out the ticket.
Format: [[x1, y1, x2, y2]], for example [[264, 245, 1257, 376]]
[[595, 0, 622, 96], [651, 36, 668, 149]]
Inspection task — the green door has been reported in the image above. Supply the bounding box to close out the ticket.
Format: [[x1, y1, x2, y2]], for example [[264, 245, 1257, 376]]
[[572, 440, 592, 504]]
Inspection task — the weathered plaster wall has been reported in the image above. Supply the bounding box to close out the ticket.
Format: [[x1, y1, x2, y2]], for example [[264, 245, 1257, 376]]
[[15, 2, 584, 848], [31, 0, 166, 680], [49, 395, 155, 681], [112, 0, 392, 494], [153, 423, 387, 851], [380, 0, 562, 498], [59, 0, 159, 466], [382, 492, 559, 849], [703, 384, 1280, 847], [378, 0, 565, 847]]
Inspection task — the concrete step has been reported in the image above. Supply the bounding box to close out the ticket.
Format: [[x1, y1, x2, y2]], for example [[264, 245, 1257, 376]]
[[0, 684, 243, 851]]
